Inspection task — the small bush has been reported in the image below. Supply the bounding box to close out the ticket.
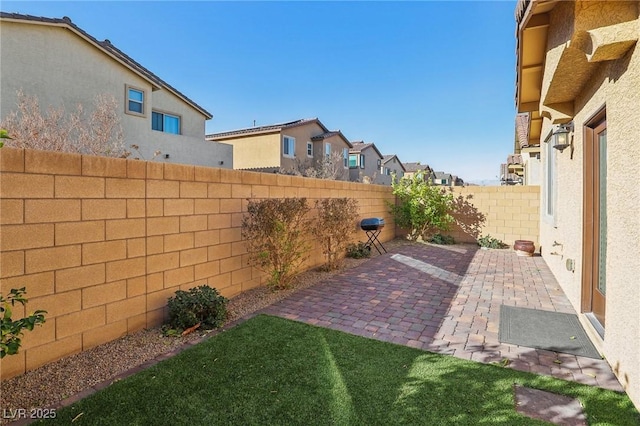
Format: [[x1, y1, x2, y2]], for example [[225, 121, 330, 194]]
[[346, 242, 372, 259], [478, 235, 508, 249], [167, 285, 228, 332], [242, 198, 311, 289], [313, 198, 359, 270], [429, 234, 455, 245]]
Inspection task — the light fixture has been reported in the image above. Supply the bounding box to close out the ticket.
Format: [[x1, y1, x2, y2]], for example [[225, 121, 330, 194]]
[[551, 123, 574, 152]]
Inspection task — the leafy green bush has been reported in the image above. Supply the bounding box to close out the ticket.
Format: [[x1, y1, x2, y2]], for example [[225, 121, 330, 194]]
[[313, 198, 359, 270], [346, 242, 372, 259], [478, 235, 508, 249], [167, 285, 228, 332], [387, 171, 455, 241], [429, 234, 455, 245], [1, 287, 47, 358], [242, 198, 311, 289]]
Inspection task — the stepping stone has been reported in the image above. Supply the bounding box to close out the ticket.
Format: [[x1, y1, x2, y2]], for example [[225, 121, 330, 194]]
[[514, 384, 587, 425]]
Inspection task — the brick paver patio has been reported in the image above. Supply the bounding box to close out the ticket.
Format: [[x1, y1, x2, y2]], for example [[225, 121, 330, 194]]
[[262, 242, 623, 392]]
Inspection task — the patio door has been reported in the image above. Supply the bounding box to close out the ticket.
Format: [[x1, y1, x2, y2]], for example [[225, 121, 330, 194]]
[[582, 109, 607, 331]]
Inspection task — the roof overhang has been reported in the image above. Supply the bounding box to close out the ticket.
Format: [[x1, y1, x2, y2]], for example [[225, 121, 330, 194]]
[[516, 1, 638, 129]]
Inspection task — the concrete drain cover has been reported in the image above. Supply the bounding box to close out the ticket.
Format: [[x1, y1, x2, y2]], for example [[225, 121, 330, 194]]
[[514, 384, 587, 426]]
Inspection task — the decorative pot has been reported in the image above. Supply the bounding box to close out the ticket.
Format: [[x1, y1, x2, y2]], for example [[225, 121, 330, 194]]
[[514, 240, 535, 257]]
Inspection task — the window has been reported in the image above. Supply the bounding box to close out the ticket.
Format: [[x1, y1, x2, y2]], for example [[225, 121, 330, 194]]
[[152, 111, 180, 134], [126, 85, 145, 116], [307, 142, 313, 157], [343, 148, 349, 168], [325, 143, 331, 159], [283, 136, 295, 158], [544, 132, 556, 223], [349, 154, 358, 168], [359, 154, 365, 169]]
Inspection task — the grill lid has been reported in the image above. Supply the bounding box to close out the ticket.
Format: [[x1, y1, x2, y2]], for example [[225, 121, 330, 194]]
[[360, 217, 385, 231]]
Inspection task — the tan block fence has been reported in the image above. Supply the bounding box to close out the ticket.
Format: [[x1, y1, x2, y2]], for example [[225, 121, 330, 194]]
[[0, 147, 539, 379]]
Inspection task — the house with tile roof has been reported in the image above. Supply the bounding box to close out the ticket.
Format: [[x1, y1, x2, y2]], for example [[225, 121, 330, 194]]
[[0, 12, 232, 168], [206, 118, 352, 180], [380, 155, 406, 185], [348, 142, 384, 184], [515, 0, 640, 409], [401, 162, 433, 182]]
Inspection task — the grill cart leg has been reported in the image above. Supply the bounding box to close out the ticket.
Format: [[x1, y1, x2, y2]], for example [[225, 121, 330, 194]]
[[364, 229, 386, 254]]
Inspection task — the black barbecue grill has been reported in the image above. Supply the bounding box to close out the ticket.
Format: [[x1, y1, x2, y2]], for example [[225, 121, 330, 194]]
[[360, 218, 386, 254]]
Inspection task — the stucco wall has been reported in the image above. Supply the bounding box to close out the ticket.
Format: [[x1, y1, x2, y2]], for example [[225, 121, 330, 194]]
[[0, 20, 224, 169], [0, 147, 395, 379], [538, 1, 640, 407]]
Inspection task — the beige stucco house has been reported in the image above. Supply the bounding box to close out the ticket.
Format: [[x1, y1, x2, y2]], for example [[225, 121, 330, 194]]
[[206, 118, 352, 180], [402, 162, 434, 182], [348, 141, 384, 184], [516, 0, 639, 408], [0, 12, 232, 168], [380, 155, 406, 185]]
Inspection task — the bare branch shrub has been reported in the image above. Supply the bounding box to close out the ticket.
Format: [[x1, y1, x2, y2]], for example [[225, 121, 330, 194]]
[[1, 90, 126, 157], [280, 151, 347, 180], [313, 198, 359, 270], [241, 198, 311, 289]]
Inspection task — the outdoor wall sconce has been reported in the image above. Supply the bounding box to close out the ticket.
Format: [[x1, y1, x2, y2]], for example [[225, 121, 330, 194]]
[[551, 123, 574, 153], [164, 154, 170, 159]]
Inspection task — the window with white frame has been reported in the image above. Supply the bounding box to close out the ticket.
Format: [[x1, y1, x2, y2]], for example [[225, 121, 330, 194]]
[[283, 136, 295, 158], [544, 136, 556, 222], [152, 111, 181, 134], [307, 142, 313, 157], [126, 85, 145, 116], [349, 154, 358, 168], [343, 148, 349, 168], [359, 154, 365, 169], [325, 143, 331, 159]]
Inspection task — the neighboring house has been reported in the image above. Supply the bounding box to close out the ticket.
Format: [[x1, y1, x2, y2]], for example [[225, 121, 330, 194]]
[[499, 163, 522, 185], [402, 162, 433, 181], [379, 155, 406, 185], [206, 118, 352, 180], [432, 171, 453, 186], [515, 112, 542, 185], [515, 0, 640, 409], [348, 141, 384, 184], [0, 12, 232, 168]]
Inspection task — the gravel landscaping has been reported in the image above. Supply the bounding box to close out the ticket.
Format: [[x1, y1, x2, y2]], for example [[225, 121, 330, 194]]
[[0, 240, 405, 424]]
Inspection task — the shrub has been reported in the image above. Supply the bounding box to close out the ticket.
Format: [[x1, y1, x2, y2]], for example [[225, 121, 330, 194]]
[[346, 242, 372, 259], [167, 285, 228, 332], [242, 198, 311, 289], [478, 235, 508, 249], [1, 90, 126, 157], [313, 198, 359, 270], [1, 288, 47, 358], [388, 171, 455, 241], [429, 234, 455, 245]]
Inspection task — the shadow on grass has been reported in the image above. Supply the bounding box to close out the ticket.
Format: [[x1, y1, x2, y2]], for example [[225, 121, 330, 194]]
[[37, 316, 639, 426]]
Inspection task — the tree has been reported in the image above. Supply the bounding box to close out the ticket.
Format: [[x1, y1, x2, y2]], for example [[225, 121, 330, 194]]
[[388, 171, 455, 241], [0, 90, 126, 158]]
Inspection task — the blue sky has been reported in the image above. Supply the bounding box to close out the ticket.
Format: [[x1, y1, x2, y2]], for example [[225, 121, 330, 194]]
[[4, 1, 518, 183]]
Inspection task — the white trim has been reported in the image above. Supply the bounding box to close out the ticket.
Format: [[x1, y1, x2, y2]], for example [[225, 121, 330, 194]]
[[306, 141, 313, 158], [283, 135, 295, 158]]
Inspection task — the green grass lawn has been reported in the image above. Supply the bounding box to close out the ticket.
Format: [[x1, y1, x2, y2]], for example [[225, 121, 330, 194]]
[[39, 315, 639, 425]]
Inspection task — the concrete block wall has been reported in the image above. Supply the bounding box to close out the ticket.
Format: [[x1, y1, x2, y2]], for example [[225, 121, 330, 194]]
[[0, 147, 539, 379], [0, 147, 395, 379], [446, 186, 540, 247]]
